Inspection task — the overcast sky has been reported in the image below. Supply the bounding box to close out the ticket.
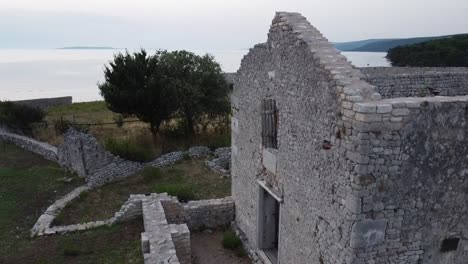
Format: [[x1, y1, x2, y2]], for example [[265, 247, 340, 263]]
[[0, 0, 467, 50]]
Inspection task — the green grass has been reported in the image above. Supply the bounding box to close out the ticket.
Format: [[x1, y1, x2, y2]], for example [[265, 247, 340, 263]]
[[104, 137, 154, 162], [152, 184, 197, 202], [0, 142, 143, 264], [47, 101, 110, 118], [54, 159, 231, 225]]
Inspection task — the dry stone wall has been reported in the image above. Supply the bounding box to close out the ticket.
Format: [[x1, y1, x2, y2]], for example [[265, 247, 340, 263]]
[[162, 197, 235, 230], [0, 128, 58, 162], [361, 67, 468, 99], [12, 96, 72, 110]]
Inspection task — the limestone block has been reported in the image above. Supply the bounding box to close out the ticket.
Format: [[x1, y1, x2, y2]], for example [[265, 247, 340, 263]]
[[350, 219, 387, 248]]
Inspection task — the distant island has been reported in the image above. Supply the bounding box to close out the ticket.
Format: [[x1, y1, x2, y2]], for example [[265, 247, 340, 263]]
[[387, 34, 468, 67], [59, 46, 116, 50], [334, 34, 468, 52]]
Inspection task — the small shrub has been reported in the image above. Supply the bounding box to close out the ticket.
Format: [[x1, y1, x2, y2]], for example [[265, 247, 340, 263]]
[[113, 114, 124, 128], [52, 119, 90, 134], [222, 229, 246, 257], [0, 101, 45, 133], [142, 167, 163, 183], [104, 137, 153, 162], [152, 183, 196, 202], [222, 230, 242, 249]]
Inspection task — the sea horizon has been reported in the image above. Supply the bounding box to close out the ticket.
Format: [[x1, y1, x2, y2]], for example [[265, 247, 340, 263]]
[[0, 49, 390, 102]]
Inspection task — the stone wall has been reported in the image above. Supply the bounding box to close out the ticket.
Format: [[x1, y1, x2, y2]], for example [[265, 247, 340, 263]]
[[13, 96, 72, 110], [0, 128, 58, 162], [232, 11, 467, 264], [57, 129, 145, 186], [232, 12, 376, 264], [161, 196, 235, 231], [361, 67, 468, 99], [346, 96, 468, 264]]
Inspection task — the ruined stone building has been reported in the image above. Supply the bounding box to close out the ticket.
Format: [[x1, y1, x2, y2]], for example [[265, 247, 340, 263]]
[[231, 12, 468, 264]]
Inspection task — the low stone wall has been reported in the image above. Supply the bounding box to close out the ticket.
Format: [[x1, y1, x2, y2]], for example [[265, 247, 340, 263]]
[[169, 224, 191, 264], [13, 96, 72, 110], [360, 67, 468, 99], [161, 197, 235, 230], [1, 128, 229, 189], [0, 128, 58, 162], [31, 189, 234, 264], [58, 129, 222, 188], [31, 185, 90, 236], [141, 194, 188, 264]]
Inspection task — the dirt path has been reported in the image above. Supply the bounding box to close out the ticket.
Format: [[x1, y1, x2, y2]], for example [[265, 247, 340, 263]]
[[191, 230, 252, 264]]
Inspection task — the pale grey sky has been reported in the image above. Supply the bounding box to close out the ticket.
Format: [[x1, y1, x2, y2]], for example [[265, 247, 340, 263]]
[[0, 0, 467, 49]]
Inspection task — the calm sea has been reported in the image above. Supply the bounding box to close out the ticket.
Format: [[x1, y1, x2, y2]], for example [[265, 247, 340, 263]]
[[0, 49, 390, 102]]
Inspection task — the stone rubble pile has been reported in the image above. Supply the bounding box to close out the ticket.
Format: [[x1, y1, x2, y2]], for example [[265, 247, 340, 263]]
[[205, 147, 231, 176]]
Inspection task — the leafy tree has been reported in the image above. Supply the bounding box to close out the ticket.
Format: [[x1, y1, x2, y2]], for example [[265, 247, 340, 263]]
[[98, 50, 177, 142], [159, 50, 230, 135], [99, 49, 230, 143], [387, 35, 468, 67]]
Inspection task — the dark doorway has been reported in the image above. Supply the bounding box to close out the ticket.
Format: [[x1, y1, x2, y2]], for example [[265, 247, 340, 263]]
[[258, 187, 280, 264]]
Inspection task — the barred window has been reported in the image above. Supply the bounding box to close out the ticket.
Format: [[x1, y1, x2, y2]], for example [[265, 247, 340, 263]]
[[261, 99, 278, 149]]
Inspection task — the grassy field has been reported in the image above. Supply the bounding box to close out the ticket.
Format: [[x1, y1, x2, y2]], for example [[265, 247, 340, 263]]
[[54, 158, 231, 225], [33, 101, 230, 157], [0, 142, 144, 264]]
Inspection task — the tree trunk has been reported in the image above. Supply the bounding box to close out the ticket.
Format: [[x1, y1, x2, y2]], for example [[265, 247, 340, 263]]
[[185, 110, 195, 137], [150, 122, 164, 155]]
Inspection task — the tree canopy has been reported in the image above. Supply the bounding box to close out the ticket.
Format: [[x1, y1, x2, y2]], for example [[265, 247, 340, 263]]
[[387, 35, 468, 67], [98, 49, 230, 138]]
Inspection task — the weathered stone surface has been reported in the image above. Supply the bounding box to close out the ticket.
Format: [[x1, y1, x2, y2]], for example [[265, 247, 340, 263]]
[[350, 219, 387, 248], [232, 11, 468, 264]]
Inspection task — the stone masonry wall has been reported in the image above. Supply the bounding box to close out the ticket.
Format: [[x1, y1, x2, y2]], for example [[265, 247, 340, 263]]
[[232, 12, 377, 264], [13, 96, 72, 110], [161, 196, 235, 231], [346, 96, 468, 264], [232, 11, 467, 264], [361, 67, 468, 99]]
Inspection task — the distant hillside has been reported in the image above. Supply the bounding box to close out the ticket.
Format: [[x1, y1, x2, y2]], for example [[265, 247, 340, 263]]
[[334, 34, 467, 52], [387, 34, 468, 67], [59, 46, 115, 50], [334, 39, 388, 51]]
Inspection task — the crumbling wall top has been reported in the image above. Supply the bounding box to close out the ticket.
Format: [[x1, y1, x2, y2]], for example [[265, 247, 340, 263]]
[[270, 12, 381, 102]]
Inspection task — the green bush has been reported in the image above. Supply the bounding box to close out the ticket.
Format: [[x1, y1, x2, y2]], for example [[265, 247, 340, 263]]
[[222, 229, 246, 256], [104, 138, 153, 162], [0, 101, 45, 133], [222, 230, 242, 249], [152, 183, 196, 202]]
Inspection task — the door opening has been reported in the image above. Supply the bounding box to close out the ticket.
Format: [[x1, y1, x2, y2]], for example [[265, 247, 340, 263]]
[[258, 185, 280, 264]]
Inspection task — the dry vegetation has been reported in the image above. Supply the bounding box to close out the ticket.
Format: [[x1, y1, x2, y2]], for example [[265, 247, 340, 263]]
[[33, 101, 230, 158]]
